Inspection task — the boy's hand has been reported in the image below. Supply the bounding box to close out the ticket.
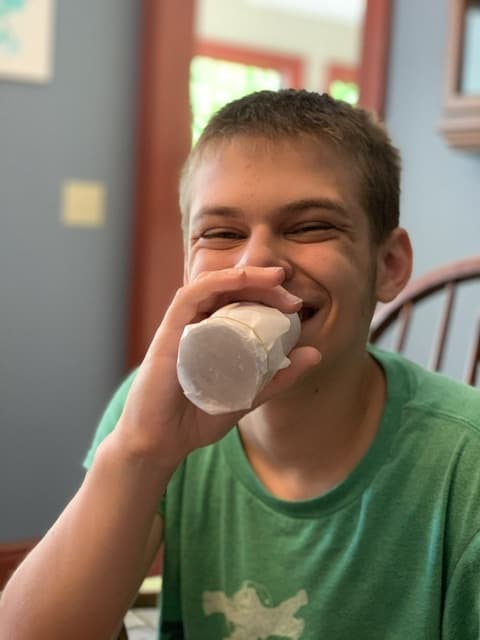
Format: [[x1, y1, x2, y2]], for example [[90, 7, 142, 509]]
[[116, 266, 321, 471]]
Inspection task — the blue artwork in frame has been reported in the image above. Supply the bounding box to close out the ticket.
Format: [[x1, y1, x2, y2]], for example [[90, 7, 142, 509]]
[[0, 0, 55, 83]]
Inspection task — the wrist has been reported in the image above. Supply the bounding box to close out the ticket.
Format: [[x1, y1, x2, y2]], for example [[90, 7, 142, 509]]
[[104, 417, 183, 482]]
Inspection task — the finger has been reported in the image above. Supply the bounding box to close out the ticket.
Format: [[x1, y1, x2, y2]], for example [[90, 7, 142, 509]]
[[154, 267, 300, 346], [202, 285, 302, 317], [192, 265, 285, 284]]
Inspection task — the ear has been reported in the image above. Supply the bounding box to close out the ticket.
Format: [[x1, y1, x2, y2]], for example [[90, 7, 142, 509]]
[[183, 257, 189, 285], [375, 228, 413, 303]]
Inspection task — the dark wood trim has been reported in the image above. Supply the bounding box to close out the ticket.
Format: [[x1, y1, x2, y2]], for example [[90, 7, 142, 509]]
[[126, 0, 195, 367], [444, 0, 466, 100], [195, 40, 303, 88], [0, 539, 38, 590], [358, 0, 393, 117], [465, 318, 480, 384]]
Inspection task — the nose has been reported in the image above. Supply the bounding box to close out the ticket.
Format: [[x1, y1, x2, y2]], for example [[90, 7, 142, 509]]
[[235, 226, 293, 281]]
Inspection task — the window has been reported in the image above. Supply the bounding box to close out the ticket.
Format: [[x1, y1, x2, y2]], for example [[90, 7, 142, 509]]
[[190, 41, 303, 145], [325, 63, 359, 105], [440, 0, 480, 149]]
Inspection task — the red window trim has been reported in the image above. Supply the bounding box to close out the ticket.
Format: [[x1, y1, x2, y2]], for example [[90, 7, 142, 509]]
[[325, 63, 359, 89], [195, 39, 303, 89]]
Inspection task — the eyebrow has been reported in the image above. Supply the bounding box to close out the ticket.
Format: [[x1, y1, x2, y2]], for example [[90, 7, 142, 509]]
[[191, 206, 243, 223], [277, 198, 349, 219], [192, 198, 350, 224]]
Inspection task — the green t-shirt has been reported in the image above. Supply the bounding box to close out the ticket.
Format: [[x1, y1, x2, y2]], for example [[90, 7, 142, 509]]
[[84, 347, 480, 639]]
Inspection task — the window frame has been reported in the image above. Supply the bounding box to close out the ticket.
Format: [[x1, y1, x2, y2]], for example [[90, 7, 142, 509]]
[[439, 0, 480, 149], [325, 62, 359, 89], [194, 40, 303, 89]]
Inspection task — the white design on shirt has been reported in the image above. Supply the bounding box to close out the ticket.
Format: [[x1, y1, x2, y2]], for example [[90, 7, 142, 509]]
[[202, 581, 308, 639]]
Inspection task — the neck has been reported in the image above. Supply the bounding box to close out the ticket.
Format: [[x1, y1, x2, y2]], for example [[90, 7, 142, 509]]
[[238, 349, 386, 500]]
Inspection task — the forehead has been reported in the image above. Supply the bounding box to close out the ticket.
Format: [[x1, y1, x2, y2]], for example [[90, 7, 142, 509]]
[[188, 136, 363, 224]]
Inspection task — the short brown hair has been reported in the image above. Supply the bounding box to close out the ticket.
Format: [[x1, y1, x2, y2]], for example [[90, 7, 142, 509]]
[[179, 89, 401, 245]]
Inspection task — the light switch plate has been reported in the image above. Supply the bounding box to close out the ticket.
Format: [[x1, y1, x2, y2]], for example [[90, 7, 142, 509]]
[[61, 180, 106, 227]]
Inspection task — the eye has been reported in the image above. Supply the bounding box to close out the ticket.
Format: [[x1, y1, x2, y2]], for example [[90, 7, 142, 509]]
[[201, 228, 245, 240], [287, 222, 336, 236], [191, 227, 247, 248]]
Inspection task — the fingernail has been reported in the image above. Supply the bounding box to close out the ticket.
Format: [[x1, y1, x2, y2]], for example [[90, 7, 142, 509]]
[[286, 293, 303, 305]]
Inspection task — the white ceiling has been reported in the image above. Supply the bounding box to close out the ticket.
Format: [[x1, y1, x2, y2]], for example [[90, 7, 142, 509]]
[[246, 0, 365, 24]]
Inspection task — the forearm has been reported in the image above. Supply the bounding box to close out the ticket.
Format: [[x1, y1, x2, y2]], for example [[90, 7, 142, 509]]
[[0, 427, 172, 640]]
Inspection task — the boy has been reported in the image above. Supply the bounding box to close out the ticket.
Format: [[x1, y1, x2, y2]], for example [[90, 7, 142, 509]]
[[1, 90, 480, 639]]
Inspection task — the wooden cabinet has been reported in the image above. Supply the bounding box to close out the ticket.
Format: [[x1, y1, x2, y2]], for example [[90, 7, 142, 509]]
[[440, 0, 480, 149]]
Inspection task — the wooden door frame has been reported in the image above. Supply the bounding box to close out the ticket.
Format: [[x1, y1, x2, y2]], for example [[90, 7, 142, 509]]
[[127, 0, 194, 366], [358, 0, 393, 117]]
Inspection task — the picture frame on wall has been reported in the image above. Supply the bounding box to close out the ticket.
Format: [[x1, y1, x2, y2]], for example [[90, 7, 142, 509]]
[[440, 0, 480, 150], [0, 0, 56, 83]]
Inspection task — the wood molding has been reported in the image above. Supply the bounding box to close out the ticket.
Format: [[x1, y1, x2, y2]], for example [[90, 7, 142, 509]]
[[195, 40, 303, 88], [325, 63, 359, 89], [127, 0, 195, 367], [439, 114, 480, 149], [445, 0, 466, 95], [358, 0, 393, 117], [0, 539, 38, 590], [439, 0, 480, 149]]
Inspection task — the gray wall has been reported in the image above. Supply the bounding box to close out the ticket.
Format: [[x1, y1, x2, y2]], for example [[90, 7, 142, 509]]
[[386, 0, 480, 276], [0, 1, 140, 541], [379, 0, 480, 378]]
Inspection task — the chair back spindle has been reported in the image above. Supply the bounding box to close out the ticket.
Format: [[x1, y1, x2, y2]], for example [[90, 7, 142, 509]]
[[370, 257, 480, 386]]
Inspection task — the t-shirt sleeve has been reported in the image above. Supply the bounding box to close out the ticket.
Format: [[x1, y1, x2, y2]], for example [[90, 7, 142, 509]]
[[442, 529, 480, 638], [83, 369, 138, 470]]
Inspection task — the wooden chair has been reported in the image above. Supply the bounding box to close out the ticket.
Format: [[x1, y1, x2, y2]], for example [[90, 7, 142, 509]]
[[0, 539, 37, 592], [370, 256, 480, 385], [117, 550, 163, 639]]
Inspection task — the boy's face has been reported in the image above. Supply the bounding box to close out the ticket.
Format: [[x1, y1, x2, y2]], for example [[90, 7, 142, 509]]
[[184, 136, 384, 367]]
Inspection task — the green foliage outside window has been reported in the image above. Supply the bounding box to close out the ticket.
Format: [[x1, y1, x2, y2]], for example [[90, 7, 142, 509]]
[[329, 80, 359, 105], [189, 55, 359, 146], [190, 56, 282, 146]]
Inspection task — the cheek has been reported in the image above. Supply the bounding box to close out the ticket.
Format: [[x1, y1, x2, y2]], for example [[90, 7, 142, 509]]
[[319, 250, 376, 311]]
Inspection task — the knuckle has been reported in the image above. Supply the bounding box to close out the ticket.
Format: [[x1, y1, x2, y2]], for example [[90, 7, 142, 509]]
[[173, 285, 187, 300], [172, 285, 191, 307], [231, 267, 247, 284], [194, 270, 210, 282]]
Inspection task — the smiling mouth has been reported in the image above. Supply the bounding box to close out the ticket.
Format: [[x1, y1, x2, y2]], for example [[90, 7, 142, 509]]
[[299, 306, 318, 322]]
